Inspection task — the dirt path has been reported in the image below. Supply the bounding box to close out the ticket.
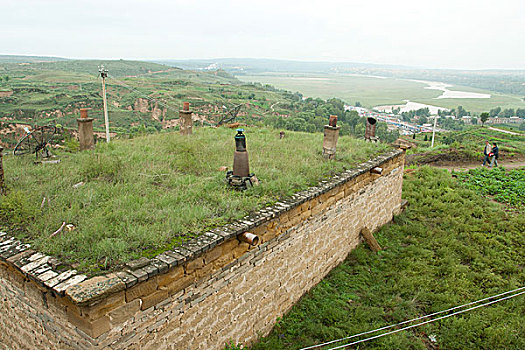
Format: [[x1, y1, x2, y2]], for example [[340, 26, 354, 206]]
[[433, 160, 525, 172], [487, 127, 523, 136]]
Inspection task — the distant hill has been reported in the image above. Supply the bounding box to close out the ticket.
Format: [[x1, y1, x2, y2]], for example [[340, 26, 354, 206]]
[[153, 58, 525, 97], [0, 59, 183, 78], [152, 58, 411, 74], [0, 55, 68, 63]]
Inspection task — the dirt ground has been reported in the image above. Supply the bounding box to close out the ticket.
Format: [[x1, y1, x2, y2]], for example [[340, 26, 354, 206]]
[[433, 159, 525, 172]]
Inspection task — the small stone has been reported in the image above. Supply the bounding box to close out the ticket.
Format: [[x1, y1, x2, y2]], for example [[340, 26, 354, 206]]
[[125, 257, 150, 271], [72, 181, 85, 189], [115, 271, 138, 288], [66, 274, 125, 306], [21, 255, 51, 273], [45, 270, 78, 288], [156, 253, 178, 269], [37, 270, 59, 283], [128, 268, 148, 282], [54, 274, 87, 294], [143, 264, 159, 278]]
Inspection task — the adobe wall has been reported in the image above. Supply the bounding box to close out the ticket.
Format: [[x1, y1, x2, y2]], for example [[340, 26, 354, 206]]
[[0, 149, 404, 350]]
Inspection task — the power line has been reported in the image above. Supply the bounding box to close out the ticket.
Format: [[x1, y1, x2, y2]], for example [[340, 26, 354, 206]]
[[300, 286, 525, 350], [327, 290, 525, 350], [106, 75, 181, 115]]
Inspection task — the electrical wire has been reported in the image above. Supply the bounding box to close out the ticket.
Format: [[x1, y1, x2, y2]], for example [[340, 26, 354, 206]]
[[106, 75, 181, 115], [300, 286, 525, 350], [326, 290, 525, 350]]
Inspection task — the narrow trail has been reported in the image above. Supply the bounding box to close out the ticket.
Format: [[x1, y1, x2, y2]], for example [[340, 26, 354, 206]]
[[487, 126, 523, 136], [432, 160, 525, 172]]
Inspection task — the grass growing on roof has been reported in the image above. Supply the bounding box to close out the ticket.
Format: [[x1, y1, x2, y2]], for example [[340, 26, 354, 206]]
[[0, 126, 389, 273], [251, 167, 525, 350]]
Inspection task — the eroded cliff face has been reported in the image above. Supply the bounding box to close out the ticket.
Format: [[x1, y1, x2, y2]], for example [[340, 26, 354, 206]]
[[131, 98, 167, 122], [151, 104, 166, 121], [133, 98, 150, 113]]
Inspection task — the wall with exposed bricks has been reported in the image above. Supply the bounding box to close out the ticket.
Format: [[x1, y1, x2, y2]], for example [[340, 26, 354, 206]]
[[0, 149, 404, 350]]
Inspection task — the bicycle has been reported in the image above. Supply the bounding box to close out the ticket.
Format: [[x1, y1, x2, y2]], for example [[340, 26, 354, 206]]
[[13, 125, 60, 159]]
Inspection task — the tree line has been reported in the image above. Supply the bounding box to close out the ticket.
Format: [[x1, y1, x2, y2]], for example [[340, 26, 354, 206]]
[[264, 97, 400, 143]]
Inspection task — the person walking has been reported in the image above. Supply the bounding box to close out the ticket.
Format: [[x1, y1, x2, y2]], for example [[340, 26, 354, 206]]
[[482, 140, 491, 166], [489, 143, 499, 167]]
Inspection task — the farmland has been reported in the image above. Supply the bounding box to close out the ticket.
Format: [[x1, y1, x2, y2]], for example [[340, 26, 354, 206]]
[[238, 73, 525, 113]]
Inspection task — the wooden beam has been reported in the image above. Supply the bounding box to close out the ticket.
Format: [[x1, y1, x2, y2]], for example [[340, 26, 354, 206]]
[[361, 227, 382, 252]]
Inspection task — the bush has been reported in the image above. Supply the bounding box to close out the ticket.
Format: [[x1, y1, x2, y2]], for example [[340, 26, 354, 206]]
[[0, 190, 37, 227], [79, 153, 123, 183]]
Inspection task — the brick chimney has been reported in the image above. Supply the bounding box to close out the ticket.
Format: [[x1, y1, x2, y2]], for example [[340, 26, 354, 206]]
[[365, 117, 378, 142], [322, 115, 340, 159], [180, 102, 193, 135], [77, 108, 94, 151]]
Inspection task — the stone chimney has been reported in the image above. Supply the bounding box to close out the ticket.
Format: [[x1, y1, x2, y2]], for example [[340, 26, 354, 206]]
[[365, 117, 378, 142], [226, 129, 258, 190], [179, 102, 193, 135], [322, 115, 340, 159], [233, 129, 249, 177], [77, 108, 94, 151]]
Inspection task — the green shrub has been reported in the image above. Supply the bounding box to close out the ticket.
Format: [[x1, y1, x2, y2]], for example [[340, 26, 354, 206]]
[[0, 190, 37, 227], [79, 153, 123, 183], [63, 136, 80, 153], [224, 341, 244, 350]]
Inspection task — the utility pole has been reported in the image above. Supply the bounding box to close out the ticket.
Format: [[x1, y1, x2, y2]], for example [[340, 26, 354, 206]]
[[99, 65, 110, 142], [431, 115, 438, 148]]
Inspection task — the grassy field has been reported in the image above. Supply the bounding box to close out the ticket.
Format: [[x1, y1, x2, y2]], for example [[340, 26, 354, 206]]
[[238, 73, 525, 113], [405, 126, 525, 166], [251, 167, 525, 350], [0, 126, 389, 274]]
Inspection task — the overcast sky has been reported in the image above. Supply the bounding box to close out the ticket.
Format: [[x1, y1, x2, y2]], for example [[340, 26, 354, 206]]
[[2, 0, 524, 69]]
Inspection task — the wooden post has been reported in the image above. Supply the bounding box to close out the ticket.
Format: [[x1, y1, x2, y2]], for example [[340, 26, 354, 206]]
[[99, 65, 110, 142], [431, 116, 437, 148], [0, 147, 5, 195], [361, 227, 382, 252]]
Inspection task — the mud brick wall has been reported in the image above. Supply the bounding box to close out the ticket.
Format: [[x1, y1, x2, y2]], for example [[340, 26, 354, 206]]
[[0, 149, 404, 350]]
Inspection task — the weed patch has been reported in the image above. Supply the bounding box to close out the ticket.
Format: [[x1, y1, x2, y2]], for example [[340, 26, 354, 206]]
[[252, 167, 525, 350], [454, 167, 525, 208]]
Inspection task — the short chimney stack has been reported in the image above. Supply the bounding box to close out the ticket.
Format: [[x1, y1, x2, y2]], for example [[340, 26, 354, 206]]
[[77, 108, 95, 151], [233, 129, 249, 177], [322, 115, 340, 159], [365, 117, 378, 142], [180, 102, 193, 135], [226, 129, 258, 190]]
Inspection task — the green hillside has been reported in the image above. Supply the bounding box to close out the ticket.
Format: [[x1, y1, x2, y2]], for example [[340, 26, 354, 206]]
[[0, 59, 403, 150], [0, 59, 289, 145], [0, 55, 68, 63]]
